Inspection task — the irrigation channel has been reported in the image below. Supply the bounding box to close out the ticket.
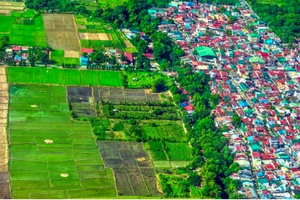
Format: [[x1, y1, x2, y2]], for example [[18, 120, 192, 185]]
[[0, 66, 10, 198]]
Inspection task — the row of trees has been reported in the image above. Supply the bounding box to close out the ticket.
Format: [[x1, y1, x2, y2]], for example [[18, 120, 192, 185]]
[[159, 66, 243, 198]]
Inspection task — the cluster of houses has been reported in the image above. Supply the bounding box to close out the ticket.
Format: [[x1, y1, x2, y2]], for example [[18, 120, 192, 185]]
[[150, 0, 300, 198], [80, 47, 135, 68], [5, 46, 30, 65]]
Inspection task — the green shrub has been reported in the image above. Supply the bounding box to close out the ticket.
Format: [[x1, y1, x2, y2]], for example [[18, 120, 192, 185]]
[[113, 122, 124, 131]]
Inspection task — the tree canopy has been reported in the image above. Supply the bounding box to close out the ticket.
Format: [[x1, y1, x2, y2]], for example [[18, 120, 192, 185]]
[[247, 0, 300, 44]]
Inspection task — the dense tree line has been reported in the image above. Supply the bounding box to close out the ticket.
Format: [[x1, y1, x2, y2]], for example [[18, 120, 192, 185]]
[[160, 66, 243, 198], [247, 0, 300, 44]]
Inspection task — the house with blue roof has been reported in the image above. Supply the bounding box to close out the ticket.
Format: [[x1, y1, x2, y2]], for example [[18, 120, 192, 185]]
[[80, 56, 88, 67]]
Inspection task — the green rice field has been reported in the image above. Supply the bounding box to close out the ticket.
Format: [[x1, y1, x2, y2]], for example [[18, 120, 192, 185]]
[[9, 85, 116, 198], [7, 67, 123, 86], [0, 10, 47, 47]]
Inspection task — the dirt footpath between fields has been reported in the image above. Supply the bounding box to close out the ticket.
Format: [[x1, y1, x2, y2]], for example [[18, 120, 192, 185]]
[[0, 66, 10, 198]]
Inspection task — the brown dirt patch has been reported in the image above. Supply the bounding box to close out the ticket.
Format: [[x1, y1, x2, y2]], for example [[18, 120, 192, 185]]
[[0, 91, 8, 97], [124, 40, 134, 48], [88, 33, 99, 40], [144, 89, 151, 94], [98, 33, 110, 40], [0, 165, 8, 172], [0, 84, 8, 90], [79, 33, 111, 41], [136, 157, 146, 162], [0, 68, 6, 75], [0, 97, 8, 104], [0, 10, 10, 15], [0, 111, 6, 118], [0, 104, 8, 110], [64, 50, 79, 58], [107, 34, 113, 40], [78, 33, 87, 40]]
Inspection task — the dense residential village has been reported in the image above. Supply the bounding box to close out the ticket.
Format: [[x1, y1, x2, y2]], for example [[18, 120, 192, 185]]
[[145, 0, 300, 199], [2, 0, 300, 199]]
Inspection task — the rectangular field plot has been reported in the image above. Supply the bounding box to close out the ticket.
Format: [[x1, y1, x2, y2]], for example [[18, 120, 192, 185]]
[[97, 141, 162, 197], [0, 16, 15, 32], [165, 142, 192, 161], [43, 14, 80, 51], [148, 141, 167, 160], [8, 85, 116, 198], [93, 87, 161, 104], [7, 67, 123, 87]]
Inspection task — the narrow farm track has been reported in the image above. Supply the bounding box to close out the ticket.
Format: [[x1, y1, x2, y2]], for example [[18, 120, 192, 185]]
[[0, 66, 10, 198]]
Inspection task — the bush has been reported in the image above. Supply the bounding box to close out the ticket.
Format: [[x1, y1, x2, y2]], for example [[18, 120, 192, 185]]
[[113, 122, 124, 131]]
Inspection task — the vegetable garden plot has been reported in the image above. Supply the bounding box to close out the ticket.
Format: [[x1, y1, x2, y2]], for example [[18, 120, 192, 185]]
[[132, 149, 148, 159], [130, 142, 144, 151], [97, 141, 162, 196], [70, 103, 96, 118], [128, 173, 149, 196], [97, 140, 118, 149], [67, 86, 91, 103], [99, 149, 120, 158], [116, 141, 132, 150], [114, 173, 134, 196], [120, 150, 139, 168], [67, 86, 92, 97], [102, 158, 125, 168], [136, 159, 152, 168], [142, 176, 162, 196]]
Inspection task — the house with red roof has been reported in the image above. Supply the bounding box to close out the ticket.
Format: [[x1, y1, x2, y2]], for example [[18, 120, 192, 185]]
[[81, 48, 93, 54], [124, 52, 133, 63]]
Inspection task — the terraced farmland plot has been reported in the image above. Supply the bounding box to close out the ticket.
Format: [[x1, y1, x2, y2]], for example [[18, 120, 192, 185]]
[[98, 141, 162, 197], [8, 85, 116, 198]]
